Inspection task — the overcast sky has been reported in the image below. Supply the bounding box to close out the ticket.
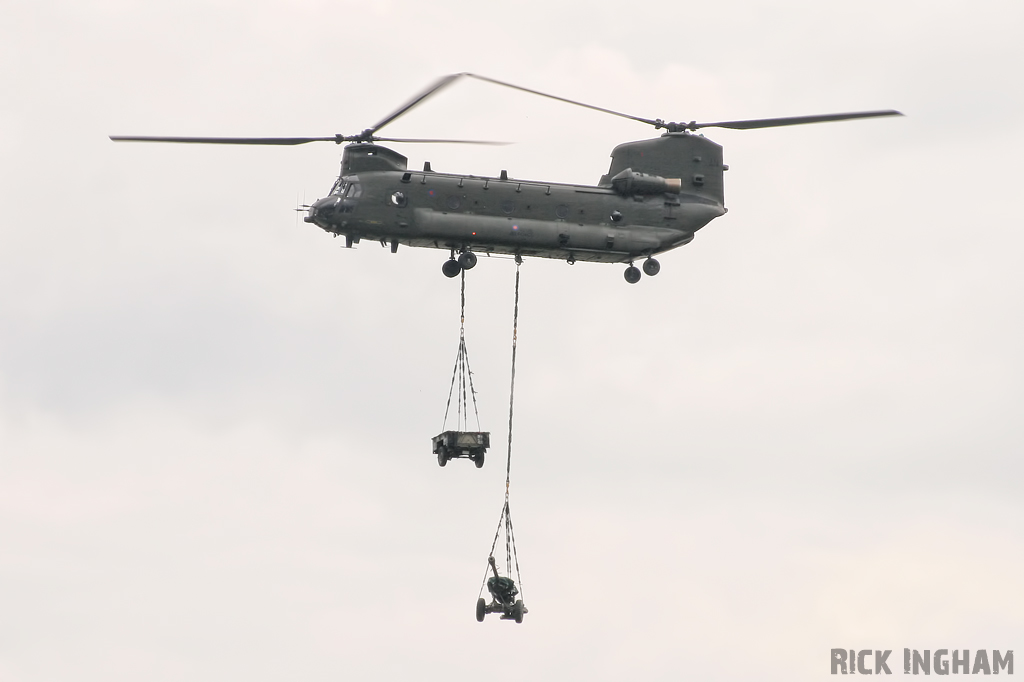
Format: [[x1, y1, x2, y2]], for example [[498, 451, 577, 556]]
[[2, 1, 1024, 680]]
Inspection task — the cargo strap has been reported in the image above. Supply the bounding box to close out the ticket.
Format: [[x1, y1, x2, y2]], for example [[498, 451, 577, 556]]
[[442, 269, 481, 432], [505, 260, 520, 490], [479, 258, 524, 603]]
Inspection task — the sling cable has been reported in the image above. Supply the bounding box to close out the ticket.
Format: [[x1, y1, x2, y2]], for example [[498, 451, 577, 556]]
[[476, 257, 527, 624]]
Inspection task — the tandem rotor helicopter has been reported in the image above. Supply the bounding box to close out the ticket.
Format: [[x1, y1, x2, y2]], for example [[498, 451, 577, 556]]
[[111, 73, 902, 283]]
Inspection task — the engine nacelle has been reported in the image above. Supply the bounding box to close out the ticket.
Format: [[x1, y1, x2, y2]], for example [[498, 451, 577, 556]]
[[609, 168, 682, 196]]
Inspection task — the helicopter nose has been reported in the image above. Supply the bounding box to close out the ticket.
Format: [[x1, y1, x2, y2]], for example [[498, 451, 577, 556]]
[[305, 196, 338, 223]]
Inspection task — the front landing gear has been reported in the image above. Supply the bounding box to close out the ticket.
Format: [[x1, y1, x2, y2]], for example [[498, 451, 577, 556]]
[[442, 259, 461, 278], [458, 251, 477, 270], [442, 249, 478, 278], [624, 258, 660, 283]]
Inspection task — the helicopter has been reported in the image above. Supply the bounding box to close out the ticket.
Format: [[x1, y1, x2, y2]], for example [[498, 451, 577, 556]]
[[111, 73, 902, 283]]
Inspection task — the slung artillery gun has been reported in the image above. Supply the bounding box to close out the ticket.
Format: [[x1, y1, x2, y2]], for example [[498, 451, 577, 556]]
[[476, 556, 526, 624]]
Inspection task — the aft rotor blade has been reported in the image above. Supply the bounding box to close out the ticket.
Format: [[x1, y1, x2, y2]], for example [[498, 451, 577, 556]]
[[462, 73, 661, 127], [109, 135, 341, 145], [366, 73, 466, 135], [691, 110, 904, 130], [375, 136, 510, 145]]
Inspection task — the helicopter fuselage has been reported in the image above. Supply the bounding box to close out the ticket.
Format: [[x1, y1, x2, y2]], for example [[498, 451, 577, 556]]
[[110, 71, 900, 281], [305, 140, 727, 266]]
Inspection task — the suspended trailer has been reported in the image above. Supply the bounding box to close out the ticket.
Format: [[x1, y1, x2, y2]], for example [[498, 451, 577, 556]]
[[433, 430, 489, 468], [434, 269, 490, 468]]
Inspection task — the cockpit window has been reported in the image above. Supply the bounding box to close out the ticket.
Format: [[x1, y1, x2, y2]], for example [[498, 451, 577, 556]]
[[331, 179, 347, 196], [345, 183, 362, 199]]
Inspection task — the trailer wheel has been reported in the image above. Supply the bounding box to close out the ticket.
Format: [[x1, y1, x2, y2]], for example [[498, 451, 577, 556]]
[[513, 600, 524, 624], [474, 453, 485, 468], [437, 449, 448, 467], [476, 598, 486, 622]]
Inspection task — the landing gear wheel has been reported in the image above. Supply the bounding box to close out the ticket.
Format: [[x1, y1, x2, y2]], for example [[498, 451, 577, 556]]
[[437, 449, 448, 467], [458, 251, 478, 270], [624, 266, 641, 284], [474, 453, 485, 469], [642, 258, 661, 276], [442, 259, 461, 278], [476, 598, 486, 622], [513, 600, 524, 624]]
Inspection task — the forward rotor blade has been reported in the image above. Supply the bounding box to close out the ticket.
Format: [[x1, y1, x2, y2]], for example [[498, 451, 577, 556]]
[[366, 73, 466, 135], [374, 136, 510, 145], [109, 135, 340, 145], [109, 133, 510, 146], [691, 110, 904, 130], [463, 73, 660, 127]]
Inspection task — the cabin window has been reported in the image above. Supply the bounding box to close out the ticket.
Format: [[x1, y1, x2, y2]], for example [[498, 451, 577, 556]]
[[555, 204, 569, 219], [447, 195, 461, 210], [501, 200, 516, 215]]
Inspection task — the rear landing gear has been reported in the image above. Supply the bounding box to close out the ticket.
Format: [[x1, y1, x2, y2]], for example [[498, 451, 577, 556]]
[[624, 265, 641, 284], [642, 258, 660, 276]]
